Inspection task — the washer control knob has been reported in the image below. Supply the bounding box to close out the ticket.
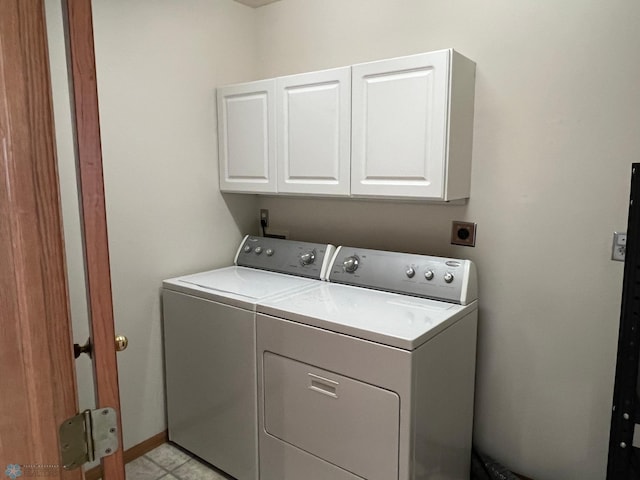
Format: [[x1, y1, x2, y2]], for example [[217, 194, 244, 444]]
[[406, 267, 415, 278], [300, 251, 316, 266], [444, 272, 454, 283], [266, 248, 274, 256], [343, 256, 360, 273], [243, 245, 252, 253], [254, 246, 263, 255], [424, 270, 434, 281]]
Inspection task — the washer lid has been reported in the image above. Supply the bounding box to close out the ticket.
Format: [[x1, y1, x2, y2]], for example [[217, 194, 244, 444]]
[[163, 266, 318, 310], [257, 282, 477, 350]]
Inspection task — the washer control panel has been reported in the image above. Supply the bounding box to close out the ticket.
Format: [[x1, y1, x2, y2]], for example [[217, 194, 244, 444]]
[[236, 235, 335, 280], [328, 246, 477, 305]]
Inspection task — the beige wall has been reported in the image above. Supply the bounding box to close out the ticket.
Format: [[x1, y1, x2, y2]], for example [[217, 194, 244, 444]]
[[253, 1, 640, 479], [92, 0, 260, 450], [46, 0, 259, 454], [47, 0, 640, 478]]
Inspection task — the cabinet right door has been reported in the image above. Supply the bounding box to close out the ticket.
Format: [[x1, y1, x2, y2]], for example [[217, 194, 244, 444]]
[[351, 50, 452, 200]]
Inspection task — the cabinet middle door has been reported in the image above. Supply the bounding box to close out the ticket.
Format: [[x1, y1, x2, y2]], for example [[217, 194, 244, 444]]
[[277, 67, 351, 196], [352, 50, 450, 199], [217, 79, 277, 193]]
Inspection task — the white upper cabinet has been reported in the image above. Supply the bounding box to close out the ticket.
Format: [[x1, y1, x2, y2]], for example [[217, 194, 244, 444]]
[[351, 49, 476, 200], [217, 49, 475, 200], [276, 67, 351, 196], [217, 79, 277, 193]]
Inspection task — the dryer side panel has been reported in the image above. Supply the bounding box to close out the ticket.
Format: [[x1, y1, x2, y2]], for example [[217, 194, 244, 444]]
[[412, 309, 478, 479]]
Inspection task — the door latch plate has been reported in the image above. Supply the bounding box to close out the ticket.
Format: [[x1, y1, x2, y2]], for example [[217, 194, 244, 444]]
[[59, 408, 118, 470]]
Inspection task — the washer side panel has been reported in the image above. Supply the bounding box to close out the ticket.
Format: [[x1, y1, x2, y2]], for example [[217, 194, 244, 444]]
[[163, 289, 258, 480]]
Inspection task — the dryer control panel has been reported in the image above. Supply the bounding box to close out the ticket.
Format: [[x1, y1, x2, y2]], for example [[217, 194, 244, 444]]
[[236, 235, 335, 280], [328, 246, 477, 305]]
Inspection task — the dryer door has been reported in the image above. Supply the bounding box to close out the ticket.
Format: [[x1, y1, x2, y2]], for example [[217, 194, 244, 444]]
[[263, 352, 400, 480]]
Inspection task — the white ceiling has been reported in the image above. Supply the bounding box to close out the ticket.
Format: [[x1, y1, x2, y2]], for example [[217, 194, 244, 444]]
[[234, 0, 281, 7]]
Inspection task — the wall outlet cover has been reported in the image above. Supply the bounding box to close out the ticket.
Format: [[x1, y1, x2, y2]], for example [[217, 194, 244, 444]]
[[451, 221, 477, 247], [260, 209, 269, 227], [612, 231, 626, 261]]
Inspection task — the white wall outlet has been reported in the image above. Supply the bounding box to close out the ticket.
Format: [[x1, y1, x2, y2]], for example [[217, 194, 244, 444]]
[[260, 209, 269, 227], [612, 232, 627, 261]]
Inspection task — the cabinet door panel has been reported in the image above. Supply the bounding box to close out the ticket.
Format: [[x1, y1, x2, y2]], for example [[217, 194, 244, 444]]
[[352, 50, 449, 199], [218, 79, 276, 193], [277, 67, 350, 195]]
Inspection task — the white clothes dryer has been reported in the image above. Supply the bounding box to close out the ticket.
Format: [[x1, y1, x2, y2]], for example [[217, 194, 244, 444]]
[[162, 235, 335, 480], [255, 246, 478, 480]]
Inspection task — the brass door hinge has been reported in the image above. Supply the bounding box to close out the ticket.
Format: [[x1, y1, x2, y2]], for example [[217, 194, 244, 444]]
[[59, 408, 119, 470]]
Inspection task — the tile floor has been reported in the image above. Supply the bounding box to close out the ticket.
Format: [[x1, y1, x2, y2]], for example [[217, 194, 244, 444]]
[[125, 443, 232, 480]]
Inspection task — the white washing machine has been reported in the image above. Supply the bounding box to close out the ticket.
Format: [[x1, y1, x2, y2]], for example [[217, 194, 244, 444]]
[[255, 246, 478, 480], [162, 235, 335, 480]]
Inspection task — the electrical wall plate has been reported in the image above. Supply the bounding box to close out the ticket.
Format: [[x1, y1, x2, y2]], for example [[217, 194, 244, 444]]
[[260, 209, 269, 227], [451, 221, 477, 247], [612, 232, 627, 261]]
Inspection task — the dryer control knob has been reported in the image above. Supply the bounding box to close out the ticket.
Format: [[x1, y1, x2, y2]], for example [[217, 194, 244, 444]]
[[300, 251, 315, 265], [255, 246, 263, 255], [266, 248, 274, 256], [406, 267, 415, 278], [424, 270, 434, 281], [343, 256, 360, 273], [243, 245, 252, 253], [444, 272, 454, 283]]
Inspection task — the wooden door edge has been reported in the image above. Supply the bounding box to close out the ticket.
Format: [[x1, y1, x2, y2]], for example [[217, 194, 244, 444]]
[[62, 0, 125, 477]]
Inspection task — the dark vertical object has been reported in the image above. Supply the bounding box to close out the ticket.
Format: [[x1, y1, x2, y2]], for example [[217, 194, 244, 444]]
[[607, 163, 640, 479]]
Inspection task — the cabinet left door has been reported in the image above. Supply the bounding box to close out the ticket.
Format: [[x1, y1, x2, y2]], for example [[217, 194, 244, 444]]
[[217, 79, 277, 193]]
